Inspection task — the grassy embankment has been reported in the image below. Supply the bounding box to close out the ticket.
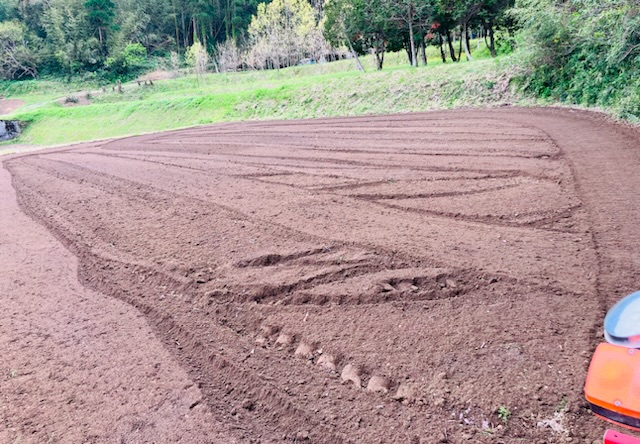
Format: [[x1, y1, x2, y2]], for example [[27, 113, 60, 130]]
[[1, 44, 526, 147]]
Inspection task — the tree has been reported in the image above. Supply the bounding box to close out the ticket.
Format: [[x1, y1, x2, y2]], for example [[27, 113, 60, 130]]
[[84, 0, 115, 53], [383, 0, 432, 67], [109, 0, 175, 55], [478, 0, 512, 57], [215, 38, 242, 71], [325, 0, 408, 70], [42, 0, 100, 77], [228, 0, 263, 42], [452, 0, 481, 61], [0, 20, 38, 78], [323, 0, 365, 71], [104, 42, 147, 77], [247, 0, 326, 69], [186, 40, 208, 82], [433, 0, 458, 62], [0, 0, 18, 22]]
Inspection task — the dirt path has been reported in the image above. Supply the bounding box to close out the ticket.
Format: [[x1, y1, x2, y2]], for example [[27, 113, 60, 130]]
[[2, 108, 639, 443], [0, 157, 238, 443]]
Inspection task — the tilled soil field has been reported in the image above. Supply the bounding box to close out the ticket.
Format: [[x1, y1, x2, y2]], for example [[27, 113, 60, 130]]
[[3, 108, 640, 443]]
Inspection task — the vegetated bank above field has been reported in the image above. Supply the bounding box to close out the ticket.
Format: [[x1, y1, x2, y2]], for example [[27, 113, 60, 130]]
[[1, 50, 523, 146], [1, 0, 638, 146], [1, 0, 639, 132]]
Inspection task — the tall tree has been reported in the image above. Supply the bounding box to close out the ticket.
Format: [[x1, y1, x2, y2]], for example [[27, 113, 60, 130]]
[[0, 0, 18, 22], [84, 0, 115, 53], [42, 0, 100, 76], [453, 0, 481, 61], [247, 0, 325, 69], [478, 0, 512, 57], [325, 0, 396, 70], [0, 20, 38, 78], [323, 0, 365, 70], [433, 0, 458, 61], [383, 0, 432, 67]]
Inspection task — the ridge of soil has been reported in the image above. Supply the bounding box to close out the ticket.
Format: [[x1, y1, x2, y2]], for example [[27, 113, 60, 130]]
[[3, 107, 640, 443]]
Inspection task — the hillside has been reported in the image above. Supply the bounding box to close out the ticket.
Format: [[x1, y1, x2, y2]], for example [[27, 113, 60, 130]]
[[3, 49, 527, 148]]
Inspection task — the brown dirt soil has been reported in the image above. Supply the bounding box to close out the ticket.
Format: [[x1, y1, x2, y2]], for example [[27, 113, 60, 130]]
[[0, 154, 237, 443], [2, 107, 640, 443], [139, 70, 180, 81], [0, 98, 24, 115]]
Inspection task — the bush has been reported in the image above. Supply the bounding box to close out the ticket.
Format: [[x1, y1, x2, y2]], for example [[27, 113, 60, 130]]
[[513, 0, 640, 118], [186, 41, 208, 81], [104, 43, 149, 79]]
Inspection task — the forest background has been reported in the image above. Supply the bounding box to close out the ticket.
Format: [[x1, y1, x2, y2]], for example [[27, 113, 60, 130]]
[[1, 0, 639, 137]]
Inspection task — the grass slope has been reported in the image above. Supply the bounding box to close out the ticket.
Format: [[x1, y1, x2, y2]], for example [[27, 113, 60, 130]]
[[2, 46, 521, 146]]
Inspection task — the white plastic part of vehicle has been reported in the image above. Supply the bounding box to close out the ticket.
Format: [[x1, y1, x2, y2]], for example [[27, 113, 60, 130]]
[[604, 291, 640, 348]]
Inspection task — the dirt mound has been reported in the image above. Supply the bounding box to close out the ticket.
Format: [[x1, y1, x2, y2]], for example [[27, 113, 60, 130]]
[[4, 108, 640, 442]]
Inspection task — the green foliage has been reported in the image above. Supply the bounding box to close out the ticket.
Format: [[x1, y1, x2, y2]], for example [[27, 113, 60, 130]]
[[0, 0, 516, 80], [84, 0, 115, 39], [84, 0, 115, 56], [497, 405, 511, 422], [3, 51, 513, 145], [326, 0, 513, 69], [84, 0, 115, 25], [0, 20, 39, 79], [40, 0, 102, 77], [104, 43, 148, 78], [0, 0, 271, 80], [0, 0, 18, 22], [513, 0, 640, 119], [185, 41, 208, 82], [325, 0, 401, 69]]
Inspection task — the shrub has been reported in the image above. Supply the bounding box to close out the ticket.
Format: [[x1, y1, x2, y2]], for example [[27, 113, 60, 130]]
[[104, 43, 149, 79], [512, 0, 640, 118]]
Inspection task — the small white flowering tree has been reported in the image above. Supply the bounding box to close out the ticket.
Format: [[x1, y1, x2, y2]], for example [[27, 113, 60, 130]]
[[186, 41, 208, 84]]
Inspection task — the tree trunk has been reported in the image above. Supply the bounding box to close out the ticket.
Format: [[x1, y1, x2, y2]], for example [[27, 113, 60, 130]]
[[202, 23, 207, 48], [463, 22, 473, 61], [172, 0, 180, 51], [181, 11, 187, 49], [457, 29, 462, 61], [465, 23, 472, 56], [438, 33, 446, 63], [488, 22, 496, 57], [225, 0, 232, 40], [374, 38, 385, 70], [375, 50, 385, 70], [193, 17, 198, 44], [409, 20, 417, 67], [344, 32, 365, 73], [446, 31, 457, 62], [419, 40, 427, 66]]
